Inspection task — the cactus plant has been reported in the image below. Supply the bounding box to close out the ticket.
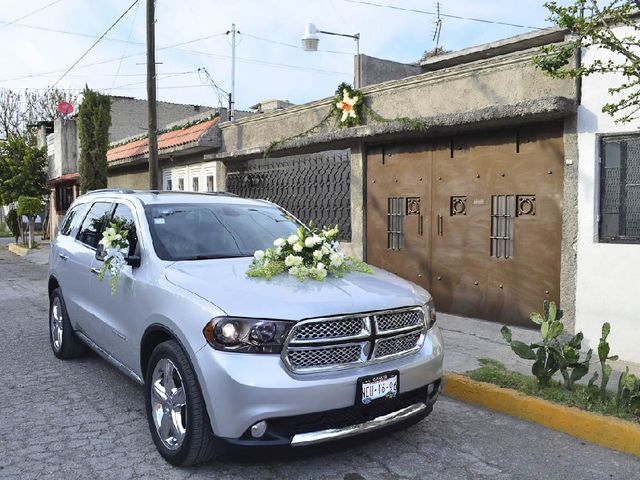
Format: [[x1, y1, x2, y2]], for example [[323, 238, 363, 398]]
[[616, 367, 640, 414], [501, 300, 592, 390], [587, 322, 619, 403]]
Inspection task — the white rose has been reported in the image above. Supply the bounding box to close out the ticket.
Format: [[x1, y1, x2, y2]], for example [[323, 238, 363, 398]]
[[293, 243, 303, 252], [285, 254, 303, 267], [330, 253, 344, 267], [253, 250, 265, 261], [288, 266, 299, 276], [322, 245, 331, 255], [313, 250, 323, 260], [276, 247, 282, 255], [304, 237, 316, 248], [316, 268, 327, 279], [317, 262, 325, 270], [273, 238, 286, 247], [312, 235, 322, 244], [287, 234, 299, 245]]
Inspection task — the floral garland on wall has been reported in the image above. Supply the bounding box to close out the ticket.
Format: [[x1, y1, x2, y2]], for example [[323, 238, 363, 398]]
[[264, 82, 429, 157], [247, 224, 372, 282]]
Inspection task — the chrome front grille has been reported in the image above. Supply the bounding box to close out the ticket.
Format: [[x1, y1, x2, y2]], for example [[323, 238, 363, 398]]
[[293, 317, 368, 341], [375, 310, 423, 333], [287, 344, 364, 369], [282, 307, 426, 373], [373, 332, 422, 359]]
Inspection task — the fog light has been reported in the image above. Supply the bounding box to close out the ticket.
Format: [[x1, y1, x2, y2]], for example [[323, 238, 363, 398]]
[[250, 420, 267, 438]]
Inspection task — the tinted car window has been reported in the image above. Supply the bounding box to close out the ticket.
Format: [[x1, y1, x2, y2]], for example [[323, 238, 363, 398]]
[[145, 203, 300, 261], [77, 202, 113, 249], [112, 203, 139, 254], [60, 203, 89, 237]]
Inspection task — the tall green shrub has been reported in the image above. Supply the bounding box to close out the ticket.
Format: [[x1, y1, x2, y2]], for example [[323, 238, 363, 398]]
[[78, 86, 111, 193], [17, 196, 41, 248], [0, 136, 47, 205]]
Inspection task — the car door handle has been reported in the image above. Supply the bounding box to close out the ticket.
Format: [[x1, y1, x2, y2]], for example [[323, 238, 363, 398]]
[[90, 267, 101, 276], [59, 253, 69, 261]]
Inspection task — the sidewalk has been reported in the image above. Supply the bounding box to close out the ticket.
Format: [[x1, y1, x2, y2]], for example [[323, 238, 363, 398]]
[[1, 237, 50, 266], [439, 312, 640, 388]]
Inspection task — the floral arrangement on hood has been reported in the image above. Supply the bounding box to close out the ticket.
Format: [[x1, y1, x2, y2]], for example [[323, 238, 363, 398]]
[[97, 221, 130, 295], [247, 224, 372, 281]]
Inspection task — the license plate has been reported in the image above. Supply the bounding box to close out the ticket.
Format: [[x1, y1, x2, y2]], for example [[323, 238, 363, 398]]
[[358, 371, 399, 405]]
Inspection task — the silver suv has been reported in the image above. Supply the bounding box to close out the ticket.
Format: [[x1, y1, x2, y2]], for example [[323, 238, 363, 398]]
[[48, 190, 443, 465]]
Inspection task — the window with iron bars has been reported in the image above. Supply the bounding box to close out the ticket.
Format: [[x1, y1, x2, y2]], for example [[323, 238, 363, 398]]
[[600, 135, 640, 243]]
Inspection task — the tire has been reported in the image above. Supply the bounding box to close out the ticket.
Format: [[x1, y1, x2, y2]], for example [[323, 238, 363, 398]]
[[145, 340, 215, 466], [49, 288, 87, 359]]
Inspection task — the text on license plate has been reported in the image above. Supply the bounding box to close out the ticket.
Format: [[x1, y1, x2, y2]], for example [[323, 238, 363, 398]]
[[361, 374, 398, 404]]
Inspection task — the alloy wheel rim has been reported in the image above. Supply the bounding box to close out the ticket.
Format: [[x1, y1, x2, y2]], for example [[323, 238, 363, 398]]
[[150, 358, 187, 450], [50, 298, 63, 352]]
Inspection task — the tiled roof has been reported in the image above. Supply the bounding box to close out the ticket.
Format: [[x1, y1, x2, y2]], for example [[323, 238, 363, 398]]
[[107, 117, 219, 163]]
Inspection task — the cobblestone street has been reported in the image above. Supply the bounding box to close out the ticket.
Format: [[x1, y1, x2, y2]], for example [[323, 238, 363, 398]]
[[1, 241, 638, 480]]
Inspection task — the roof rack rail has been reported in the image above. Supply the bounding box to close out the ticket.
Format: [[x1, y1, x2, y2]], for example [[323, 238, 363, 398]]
[[83, 188, 136, 195], [146, 190, 238, 197]]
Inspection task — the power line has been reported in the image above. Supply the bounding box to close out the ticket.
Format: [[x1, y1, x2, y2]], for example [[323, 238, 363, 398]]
[[111, 0, 142, 88], [51, 0, 140, 88], [341, 0, 544, 30], [0, 0, 66, 30]]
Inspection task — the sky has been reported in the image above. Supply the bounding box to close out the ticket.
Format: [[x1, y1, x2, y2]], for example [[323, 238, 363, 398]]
[[0, 0, 567, 112]]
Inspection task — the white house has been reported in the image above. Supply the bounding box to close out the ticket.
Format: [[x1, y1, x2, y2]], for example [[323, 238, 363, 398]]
[[576, 23, 640, 363]]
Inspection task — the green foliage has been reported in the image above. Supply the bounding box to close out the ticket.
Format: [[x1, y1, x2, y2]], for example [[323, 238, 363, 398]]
[[617, 367, 640, 415], [0, 136, 48, 205], [78, 86, 111, 193], [16, 196, 41, 218], [467, 358, 639, 423], [588, 322, 620, 403], [331, 82, 364, 128], [501, 300, 592, 390], [6, 208, 19, 243], [534, 1, 640, 123]]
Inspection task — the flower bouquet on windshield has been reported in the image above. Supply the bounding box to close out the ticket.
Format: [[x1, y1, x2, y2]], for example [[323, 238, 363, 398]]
[[247, 224, 373, 282], [98, 221, 130, 295]]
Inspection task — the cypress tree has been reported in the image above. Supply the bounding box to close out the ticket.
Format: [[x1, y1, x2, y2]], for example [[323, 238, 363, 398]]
[[78, 86, 111, 193]]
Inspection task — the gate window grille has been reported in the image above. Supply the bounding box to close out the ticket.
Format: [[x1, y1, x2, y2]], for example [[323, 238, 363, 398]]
[[225, 150, 351, 240], [387, 197, 405, 250], [490, 195, 515, 259], [600, 135, 640, 243]]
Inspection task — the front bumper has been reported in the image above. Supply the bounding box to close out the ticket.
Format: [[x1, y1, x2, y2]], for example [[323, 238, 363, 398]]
[[194, 325, 444, 442]]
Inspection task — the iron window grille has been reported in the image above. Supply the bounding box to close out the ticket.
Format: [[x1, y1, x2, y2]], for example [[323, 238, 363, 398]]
[[490, 195, 515, 259], [178, 178, 185, 191], [206, 175, 215, 192], [600, 135, 640, 243], [192, 177, 199, 192], [387, 197, 405, 250]]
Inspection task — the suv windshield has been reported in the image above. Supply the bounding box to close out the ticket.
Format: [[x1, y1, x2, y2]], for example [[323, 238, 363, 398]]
[[145, 203, 301, 261]]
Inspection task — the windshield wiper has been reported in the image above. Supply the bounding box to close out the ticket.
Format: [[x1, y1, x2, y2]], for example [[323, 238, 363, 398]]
[[182, 254, 252, 261]]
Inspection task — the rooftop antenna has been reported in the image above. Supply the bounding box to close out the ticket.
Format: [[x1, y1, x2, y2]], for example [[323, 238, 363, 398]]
[[432, 2, 442, 50]]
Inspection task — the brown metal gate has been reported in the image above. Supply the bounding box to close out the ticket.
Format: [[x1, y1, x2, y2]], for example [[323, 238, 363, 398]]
[[366, 123, 564, 326]]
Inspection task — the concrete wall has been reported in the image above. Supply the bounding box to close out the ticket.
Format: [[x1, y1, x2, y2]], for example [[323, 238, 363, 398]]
[[108, 96, 212, 143], [359, 54, 422, 88], [575, 25, 640, 363], [48, 117, 78, 180], [217, 47, 575, 154], [107, 164, 149, 190]]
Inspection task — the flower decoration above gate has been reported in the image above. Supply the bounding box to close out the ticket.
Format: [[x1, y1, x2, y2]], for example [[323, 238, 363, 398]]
[[97, 221, 130, 295], [332, 83, 364, 128], [247, 224, 372, 281]]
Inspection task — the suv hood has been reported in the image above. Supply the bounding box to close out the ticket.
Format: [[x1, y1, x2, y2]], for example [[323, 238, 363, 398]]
[[165, 257, 430, 320]]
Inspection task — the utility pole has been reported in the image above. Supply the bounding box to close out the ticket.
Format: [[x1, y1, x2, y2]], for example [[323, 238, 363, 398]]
[[147, 0, 159, 190], [227, 23, 237, 121]]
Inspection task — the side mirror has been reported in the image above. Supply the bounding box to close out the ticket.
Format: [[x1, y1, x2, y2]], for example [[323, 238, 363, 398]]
[[95, 244, 106, 261], [126, 255, 141, 268]]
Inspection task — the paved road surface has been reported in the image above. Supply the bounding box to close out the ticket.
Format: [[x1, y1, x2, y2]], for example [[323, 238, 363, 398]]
[[1, 241, 638, 479]]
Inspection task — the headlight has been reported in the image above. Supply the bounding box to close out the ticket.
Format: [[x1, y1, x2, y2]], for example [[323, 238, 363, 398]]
[[203, 317, 295, 353], [422, 298, 436, 329]]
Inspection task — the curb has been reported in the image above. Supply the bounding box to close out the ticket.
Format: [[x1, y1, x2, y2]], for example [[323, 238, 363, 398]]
[[443, 373, 640, 458], [7, 243, 29, 256]]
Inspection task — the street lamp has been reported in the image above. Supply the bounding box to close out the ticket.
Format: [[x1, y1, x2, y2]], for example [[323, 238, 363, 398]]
[[301, 23, 361, 88]]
